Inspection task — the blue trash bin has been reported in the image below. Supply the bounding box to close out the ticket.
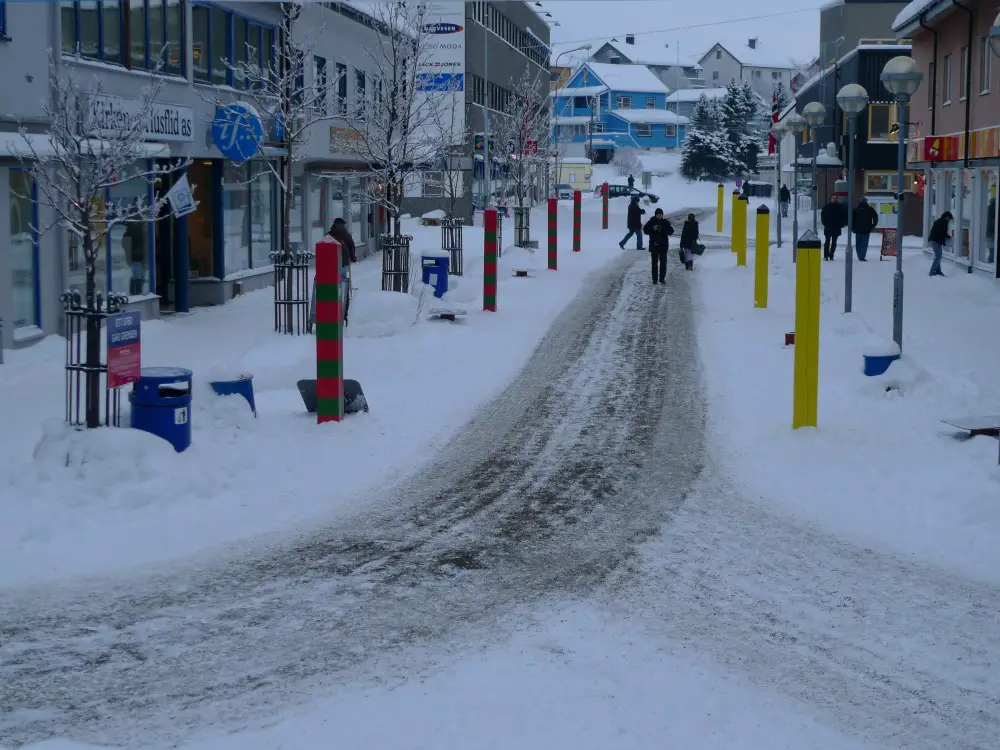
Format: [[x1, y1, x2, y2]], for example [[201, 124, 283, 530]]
[[421, 253, 450, 298], [129, 367, 193, 452]]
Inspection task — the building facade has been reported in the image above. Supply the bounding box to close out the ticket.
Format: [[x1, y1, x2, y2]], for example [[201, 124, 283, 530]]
[[0, 0, 394, 351], [589, 36, 705, 90], [821, 0, 909, 60], [698, 41, 798, 100], [894, 0, 1000, 276]]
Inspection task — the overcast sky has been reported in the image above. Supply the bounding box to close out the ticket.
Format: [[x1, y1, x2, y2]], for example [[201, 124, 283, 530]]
[[539, 0, 821, 67]]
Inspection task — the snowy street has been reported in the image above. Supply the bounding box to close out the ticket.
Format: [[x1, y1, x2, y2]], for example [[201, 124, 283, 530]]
[[4, 218, 1000, 750]]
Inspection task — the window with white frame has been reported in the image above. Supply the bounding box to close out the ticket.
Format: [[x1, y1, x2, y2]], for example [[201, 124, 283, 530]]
[[616, 95, 632, 108], [961, 46, 969, 99], [665, 124, 676, 137], [716, 49, 721, 59], [943, 53, 953, 103], [772, 71, 781, 80], [645, 96, 656, 108], [636, 123, 652, 137], [422, 171, 443, 198], [336, 62, 348, 114], [590, 121, 604, 134], [355, 68, 366, 117], [982, 36, 992, 93], [712, 71, 719, 81], [752, 69, 761, 79]]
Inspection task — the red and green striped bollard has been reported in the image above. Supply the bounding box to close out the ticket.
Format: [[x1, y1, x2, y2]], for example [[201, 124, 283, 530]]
[[483, 208, 498, 312], [573, 190, 582, 252], [601, 182, 609, 230], [315, 237, 344, 424], [548, 197, 557, 271]]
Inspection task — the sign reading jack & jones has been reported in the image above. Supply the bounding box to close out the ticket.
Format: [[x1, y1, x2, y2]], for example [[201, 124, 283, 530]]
[[91, 95, 194, 142]]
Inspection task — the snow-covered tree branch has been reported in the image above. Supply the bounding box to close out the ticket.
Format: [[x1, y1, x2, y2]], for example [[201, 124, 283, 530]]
[[489, 66, 551, 212], [427, 76, 471, 218]]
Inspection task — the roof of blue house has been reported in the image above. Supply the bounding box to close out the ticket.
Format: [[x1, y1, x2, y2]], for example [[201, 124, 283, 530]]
[[607, 109, 689, 126], [558, 62, 670, 95]]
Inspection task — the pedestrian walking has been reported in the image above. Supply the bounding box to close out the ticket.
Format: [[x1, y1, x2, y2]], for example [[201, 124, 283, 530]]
[[851, 196, 879, 261], [927, 210, 953, 277], [619, 195, 646, 250], [820, 196, 848, 260], [328, 217, 358, 301], [679, 213, 699, 271], [627, 174, 635, 190], [643, 208, 674, 285], [779, 184, 791, 218]]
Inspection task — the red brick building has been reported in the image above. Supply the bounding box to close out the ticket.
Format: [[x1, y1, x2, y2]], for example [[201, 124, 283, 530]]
[[894, 1, 999, 274]]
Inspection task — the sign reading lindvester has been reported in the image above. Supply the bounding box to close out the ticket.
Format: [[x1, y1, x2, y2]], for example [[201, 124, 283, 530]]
[[418, 2, 465, 146], [91, 95, 194, 142]]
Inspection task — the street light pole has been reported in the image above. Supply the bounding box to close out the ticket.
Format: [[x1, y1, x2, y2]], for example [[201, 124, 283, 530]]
[[802, 101, 827, 235], [837, 83, 869, 314], [880, 55, 923, 354], [771, 120, 788, 249], [786, 112, 807, 261]]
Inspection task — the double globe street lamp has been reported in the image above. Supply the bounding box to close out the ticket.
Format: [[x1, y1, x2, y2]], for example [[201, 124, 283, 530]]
[[802, 101, 827, 234], [880, 55, 922, 353], [836, 83, 869, 314], [785, 112, 807, 260], [770, 119, 788, 249]]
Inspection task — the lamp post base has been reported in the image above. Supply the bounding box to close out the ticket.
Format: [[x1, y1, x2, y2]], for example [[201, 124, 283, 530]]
[[892, 269, 904, 353]]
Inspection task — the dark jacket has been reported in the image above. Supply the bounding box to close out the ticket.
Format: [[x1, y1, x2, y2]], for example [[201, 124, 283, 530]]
[[643, 216, 674, 252], [627, 199, 645, 230], [821, 201, 848, 236], [680, 218, 699, 248], [852, 202, 878, 235], [330, 222, 358, 265], [928, 216, 951, 245], [779, 186, 791, 204]]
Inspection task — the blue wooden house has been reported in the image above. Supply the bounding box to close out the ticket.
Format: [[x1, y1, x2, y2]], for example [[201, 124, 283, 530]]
[[551, 62, 689, 158]]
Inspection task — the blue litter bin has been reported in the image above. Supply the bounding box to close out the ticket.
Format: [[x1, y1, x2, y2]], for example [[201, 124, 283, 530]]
[[421, 253, 450, 298], [129, 367, 193, 452], [210, 374, 256, 416]]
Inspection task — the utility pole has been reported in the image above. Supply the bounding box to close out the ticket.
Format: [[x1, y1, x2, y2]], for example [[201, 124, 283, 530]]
[[588, 96, 595, 160]]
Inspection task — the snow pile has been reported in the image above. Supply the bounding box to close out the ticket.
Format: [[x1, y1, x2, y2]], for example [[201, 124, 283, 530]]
[[348, 289, 418, 338], [694, 230, 1000, 582], [421, 208, 446, 220]]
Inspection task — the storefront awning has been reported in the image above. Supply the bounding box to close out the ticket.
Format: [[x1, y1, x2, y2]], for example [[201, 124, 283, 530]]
[[0, 133, 171, 161]]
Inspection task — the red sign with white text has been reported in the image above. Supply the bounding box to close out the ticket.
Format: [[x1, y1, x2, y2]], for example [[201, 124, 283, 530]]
[[107, 312, 142, 388]]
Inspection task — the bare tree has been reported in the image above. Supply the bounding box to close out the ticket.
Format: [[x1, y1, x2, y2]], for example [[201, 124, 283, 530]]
[[613, 147, 643, 177], [332, 1, 443, 236], [490, 67, 551, 213], [427, 76, 471, 218], [14, 54, 189, 428]]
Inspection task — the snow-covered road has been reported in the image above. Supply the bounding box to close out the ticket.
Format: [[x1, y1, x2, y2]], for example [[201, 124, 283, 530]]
[[3, 227, 998, 750]]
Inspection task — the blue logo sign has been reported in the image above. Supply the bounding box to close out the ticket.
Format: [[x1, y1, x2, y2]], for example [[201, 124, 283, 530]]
[[423, 22, 463, 34], [211, 103, 263, 163], [416, 73, 465, 92]]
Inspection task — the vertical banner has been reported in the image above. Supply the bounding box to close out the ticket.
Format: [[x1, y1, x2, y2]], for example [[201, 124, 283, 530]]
[[483, 209, 498, 311], [315, 238, 344, 424], [573, 190, 582, 252], [548, 198, 558, 271], [417, 2, 466, 146]]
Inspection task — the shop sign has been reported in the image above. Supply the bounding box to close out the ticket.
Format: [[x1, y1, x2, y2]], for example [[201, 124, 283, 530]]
[[91, 95, 194, 142], [107, 311, 142, 389], [329, 126, 362, 152], [970, 126, 1000, 160], [880, 228, 898, 259], [416, 2, 465, 146], [164, 174, 197, 218], [923, 135, 959, 162], [211, 102, 263, 163]]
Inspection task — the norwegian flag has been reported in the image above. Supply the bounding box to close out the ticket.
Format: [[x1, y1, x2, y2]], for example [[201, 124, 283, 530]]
[[767, 89, 779, 155]]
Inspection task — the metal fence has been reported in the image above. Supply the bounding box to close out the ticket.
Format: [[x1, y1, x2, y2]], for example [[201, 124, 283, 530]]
[[441, 218, 464, 276], [513, 206, 531, 248], [270, 245, 315, 335], [61, 290, 128, 428], [381, 234, 412, 293]]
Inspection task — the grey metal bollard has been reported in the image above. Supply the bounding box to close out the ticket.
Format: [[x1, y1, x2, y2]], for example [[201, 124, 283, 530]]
[[0, 316, 4, 365]]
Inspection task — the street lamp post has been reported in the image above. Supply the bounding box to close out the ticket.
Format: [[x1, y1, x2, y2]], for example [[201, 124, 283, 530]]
[[880, 55, 923, 354], [802, 101, 827, 234], [550, 44, 592, 198], [771, 120, 788, 249], [990, 12, 1000, 58], [837, 83, 869, 314], [786, 112, 807, 261]]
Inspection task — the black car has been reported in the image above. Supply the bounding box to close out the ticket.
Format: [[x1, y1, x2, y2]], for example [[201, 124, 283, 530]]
[[594, 184, 659, 204]]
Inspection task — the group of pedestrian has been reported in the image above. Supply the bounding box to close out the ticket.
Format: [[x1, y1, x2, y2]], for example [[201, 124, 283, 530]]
[[619, 195, 699, 284]]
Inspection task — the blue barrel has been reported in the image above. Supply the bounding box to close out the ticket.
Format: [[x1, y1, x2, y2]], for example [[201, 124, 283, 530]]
[[129, 367, 193, 452]]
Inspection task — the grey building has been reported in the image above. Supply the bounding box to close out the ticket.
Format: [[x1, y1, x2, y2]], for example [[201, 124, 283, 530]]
[[0, 0, 391, 352], [697, 40, 799, 101], [819, 0, 909, 63]]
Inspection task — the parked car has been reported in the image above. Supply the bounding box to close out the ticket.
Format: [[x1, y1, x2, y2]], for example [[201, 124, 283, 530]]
[[554, 183, 574, 200], [594, 184, 659, 204]]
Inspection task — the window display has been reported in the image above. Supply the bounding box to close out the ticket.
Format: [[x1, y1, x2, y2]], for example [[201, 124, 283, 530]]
[[249, 162, 275, 268], [980, 169, 998, 268], [9, 170, 39, 329], [108, 162, 153, 295], [223, 161, 250, 274]]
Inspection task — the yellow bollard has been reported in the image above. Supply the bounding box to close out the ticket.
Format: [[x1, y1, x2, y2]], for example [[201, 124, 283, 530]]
[[754, 204, 770, 306], [736, 196, 749, 267], [729, 190, 746, 253], [792, 231, 822, 429], [716, 183, 724, 234]]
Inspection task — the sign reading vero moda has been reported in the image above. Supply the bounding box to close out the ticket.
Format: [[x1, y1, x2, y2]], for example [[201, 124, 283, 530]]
[[91, 95, 194, 142], [107, 312, 142, 389]]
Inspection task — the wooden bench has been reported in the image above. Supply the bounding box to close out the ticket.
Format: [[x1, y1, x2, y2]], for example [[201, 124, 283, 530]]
[[512, 269, 535, 278]]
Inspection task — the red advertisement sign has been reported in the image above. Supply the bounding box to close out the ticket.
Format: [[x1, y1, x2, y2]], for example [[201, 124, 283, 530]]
[[880, 228, 898, 260], [107, 311, 142, 388], [923, 136, 959, 162]]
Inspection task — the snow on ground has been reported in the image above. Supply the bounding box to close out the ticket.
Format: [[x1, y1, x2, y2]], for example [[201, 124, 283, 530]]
[[0, 604, 873, 750], [0, 205, 633, 589], [694, 207, 1000, 583]]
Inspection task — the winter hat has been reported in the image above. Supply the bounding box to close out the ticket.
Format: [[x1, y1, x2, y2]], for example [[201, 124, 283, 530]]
[[942, 211, 954, 220], [687, 213, 696, 221], [333, 217, 346, 225], [858, 196, 867, 204], [654, 208, 664, 216]]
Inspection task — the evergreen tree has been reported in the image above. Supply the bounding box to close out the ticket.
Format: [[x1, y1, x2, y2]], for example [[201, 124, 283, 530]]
[[721, 79, 764, 175], [739, 81, 764, 173], [680, 94, 731, 182], [775, 81, 792, 111]]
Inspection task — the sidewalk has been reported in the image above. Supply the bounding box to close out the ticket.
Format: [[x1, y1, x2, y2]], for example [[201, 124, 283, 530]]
[[694, 216, 1000, 583], [0, 206, 621, 589]]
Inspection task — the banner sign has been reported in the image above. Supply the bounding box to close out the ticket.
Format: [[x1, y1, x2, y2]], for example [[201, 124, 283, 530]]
[[91, 95, 194, 142], [880, 228, 898, 260], [164, 174, 197, 218], [107, 311, 142, 388], [418, 2, 465, 146], [211, 102, 263, 162], [923, 135, 959, 162]]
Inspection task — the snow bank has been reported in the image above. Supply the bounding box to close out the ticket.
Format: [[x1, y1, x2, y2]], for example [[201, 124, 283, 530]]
[[347, 289, 417, 338], [694, 231, 1000, 583]]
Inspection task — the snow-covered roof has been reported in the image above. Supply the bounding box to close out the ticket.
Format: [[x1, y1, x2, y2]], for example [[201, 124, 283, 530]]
[[892, 0, 948, 31], [796, 153, 843, 167], [608, 109, 690, 125], [561, 157, 592, 164], [582, 62, 670, 94], [700, 41, 799, 70], [666, 87, 728, 103], [793, 43, 911, 100], [594, 38, 703, 69], [551, 85, 609, 98]]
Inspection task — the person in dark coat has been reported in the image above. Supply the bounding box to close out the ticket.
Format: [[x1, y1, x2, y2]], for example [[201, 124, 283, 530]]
[[328, 217, 358, 298], [779, 184, 791, 218], [627, 174, 635, 190], [619, 195, 646, 250], [927, 210, 953, 277], [851, 196, 879, 261], [820, 197, 848, 260], [679, 213, 699, 270], [643, 208, 674, 284]]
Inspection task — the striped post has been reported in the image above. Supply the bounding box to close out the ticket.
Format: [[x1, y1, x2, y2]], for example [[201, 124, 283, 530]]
[[601, 182, 609, 229], [315, 238, 344, 424], [547, 197, 558, 270], [572, 190, 581, 252], [483, 208, 498, 312]]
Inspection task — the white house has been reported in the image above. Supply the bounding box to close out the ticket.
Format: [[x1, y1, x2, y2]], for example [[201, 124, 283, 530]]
[[697, 39, 799, 100], [588, 34, 705, 91]]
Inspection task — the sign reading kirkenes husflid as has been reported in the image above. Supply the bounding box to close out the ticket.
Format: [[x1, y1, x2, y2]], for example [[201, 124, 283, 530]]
[[90, 94, 194, 142], [417, 2, 465, 146]]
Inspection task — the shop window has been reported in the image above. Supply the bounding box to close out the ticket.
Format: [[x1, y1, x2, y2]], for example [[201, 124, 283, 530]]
[[62, 1, 184, 74], [978, 169, 997, 266], [636, 123, 652, 138], [107, 161, 154, 296], [221, 160, 277, 276], [9, 170, 40, 329], [222, 161, 250, 274], [868, 103, 892, 141], [248, 161, 275, 268], [348, 176, 364, 241]]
